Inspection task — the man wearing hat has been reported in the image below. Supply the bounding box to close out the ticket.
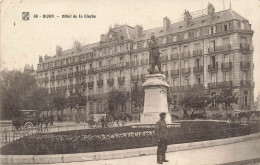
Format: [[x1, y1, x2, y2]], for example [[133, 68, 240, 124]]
[[155, 112, 169, 164]]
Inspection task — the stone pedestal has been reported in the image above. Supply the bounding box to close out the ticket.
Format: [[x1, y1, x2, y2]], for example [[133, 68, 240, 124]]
[[141, 74, 171, 124]]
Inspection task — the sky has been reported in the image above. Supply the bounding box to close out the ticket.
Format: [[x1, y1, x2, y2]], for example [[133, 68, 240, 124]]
[[0, 0, 260, 99]]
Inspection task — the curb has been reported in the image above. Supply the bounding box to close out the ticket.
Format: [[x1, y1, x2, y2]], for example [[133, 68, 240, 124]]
[[1, 133, 260, 164]]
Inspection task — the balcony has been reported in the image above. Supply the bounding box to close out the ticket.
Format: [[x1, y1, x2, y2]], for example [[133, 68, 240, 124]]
[[131, 61, 139, 66], [61, 86, 67, 90], [171, 86, 180, 92], [193, 66, 203, 74], [141, 74, 146, 82], [115, 62, 130, 69], [56, 87, 62, 91], [50, 88, 56, 93], [97, 80, 103, 86], [68, 72, 73, 78], [221, 62, 232, 71], [208, 47, 215, 53], [131, 75, 139, 82], [160, 55, 168, 62], [79, 70, 86, 76], [180, 51, 190, 58], [62, 74, 67, 79], [141, 59, 149, 65], [170, 54, 179, 60], [208, 64, 218, 73], [215, 44, 231, 52], [68, 84, 73, 89], [193, 49, 203, 56], [240, 43, 250, 53], [88, 68, 97, 74], [240, 61, 250, 71], [192, 84, 204, 90], [43, 77, 49, 82], [74, 72, 80, 77], [171, 69, 179, 77], [208, 81, 232, 89], [88, 82, 94, 89], [107, 78, 114, 86], [182, 68, 191, 75], [180, 85, 191, 91], [240, 80, 251, 87], [50, 76, 55, 81], [56, 75, 62, 80], [118, 77, 125, 85]]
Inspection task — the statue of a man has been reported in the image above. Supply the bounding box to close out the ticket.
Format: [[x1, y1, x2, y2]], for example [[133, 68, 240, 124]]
[[148, 34, 162, 74]]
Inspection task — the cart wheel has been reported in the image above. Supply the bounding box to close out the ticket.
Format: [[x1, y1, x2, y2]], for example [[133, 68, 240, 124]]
[[24, 122, 34, 129]]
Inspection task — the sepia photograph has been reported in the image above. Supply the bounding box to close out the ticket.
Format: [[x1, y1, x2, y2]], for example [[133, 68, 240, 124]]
[[0, 0, 260, 164]]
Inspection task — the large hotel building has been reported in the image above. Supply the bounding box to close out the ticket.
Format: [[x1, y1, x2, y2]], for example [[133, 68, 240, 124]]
[[36, 4, 254, 120]]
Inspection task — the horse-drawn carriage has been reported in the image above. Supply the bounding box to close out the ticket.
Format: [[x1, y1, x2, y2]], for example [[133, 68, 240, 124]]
[[12, 110, 40, 132]]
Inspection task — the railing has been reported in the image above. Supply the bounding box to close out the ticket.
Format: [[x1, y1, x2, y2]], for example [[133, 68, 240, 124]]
[[79, 70, 86, 76], [208, 44, 231, 53], [193, 66, 203, 74], [131, 75, 139, 81], [131, 61, 139, 66], [118, 77, 125, 85], [107, 78, 114, 86], [68, 73, 73, 78], [171, 69, 179, 77], [170, 54, 179, 60], [141, 59, 148, 65], [68, 84, 73, 89], [181, 51, 190, 58], [221, 62, 232, 71], [56, 75, 62, 80], [88, 68, 97, 74], [208, 81, 232, 89], [240, 43, 250, 52], [61, 86, 67, 90], [193, 49, 203, 56], [97, 80, 103, 86], [43, 77, 49, 82], [88, 82, 94, 89], [208, 63, 218, 73], [240, 61, 250, 70], [240, 80, 251, 87], [160, 55, 168, 62], [182, 68, 191, 75]]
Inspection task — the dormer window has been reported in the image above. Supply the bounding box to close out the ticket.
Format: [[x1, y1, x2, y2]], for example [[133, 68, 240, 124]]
[[209, 26, 216, 34], [195, 29, 200, 37], [134, 43, 137, 50], [163, 37, 167, 44], [223, 23, 229, 32], [173, 35, 177, 42], [184, 32, 189, 39]]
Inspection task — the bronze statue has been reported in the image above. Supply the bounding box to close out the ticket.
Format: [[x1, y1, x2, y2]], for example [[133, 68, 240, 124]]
[[148, 34, 162, 74]]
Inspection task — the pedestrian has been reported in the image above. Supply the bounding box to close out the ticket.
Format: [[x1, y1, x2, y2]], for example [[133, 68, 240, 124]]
[[155, 112, 169, 164]]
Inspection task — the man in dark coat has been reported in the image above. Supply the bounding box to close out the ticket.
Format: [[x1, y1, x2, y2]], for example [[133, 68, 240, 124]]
[[148, 34, 162, 73], [155, 112, 169, 164]]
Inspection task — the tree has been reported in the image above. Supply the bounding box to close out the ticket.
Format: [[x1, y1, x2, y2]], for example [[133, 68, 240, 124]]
[[131, 85, 145, 121], [107, 89, 129, 116], [215, 88, 238, 114]]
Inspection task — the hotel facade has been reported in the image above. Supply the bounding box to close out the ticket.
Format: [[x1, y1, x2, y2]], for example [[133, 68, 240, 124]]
[[36, 4, 254, 120]]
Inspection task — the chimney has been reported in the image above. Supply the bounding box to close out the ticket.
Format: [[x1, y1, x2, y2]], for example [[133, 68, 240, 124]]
[[163, 17, 171, 30], [207, 3, 215, 20], [184, 10, 192, 26], [56, 45, 62, 56], [74, 41, 81, 52], [135, 25, 143, 38], [100, 34, 105, 42], [39, 56, 43, 63]]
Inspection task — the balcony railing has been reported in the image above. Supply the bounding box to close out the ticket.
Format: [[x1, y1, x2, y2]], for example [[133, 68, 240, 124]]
[[208, 81, 232, 89], [61, 86, 67, 90], [160, 55, 168, 62], [141, 59, 149, 65], [240, 43, 250, 52], [240, 61, 250, 70], [131, 61, 139, 66], [193, 66, 204, 74], [171, 69, 179, 77], [221, 62, 232, 71], [74, 72, 80, 77], [62, 74, 67, 79], [118, 77, 125, 85], [141, 74, 146, 82], [193, 49, 203, 56], [215, 44, 231, 52], [88, 82, 94, 89], [131, 75, 139, 81], [182, 68, 191, 75], [170, 54, 179, 60], [50, 76, 55, 81], [180, 51, 190, 58], [68, 84, 73, 89], [56, 87, 62, 91], [88, 68, 97, 74], [68, 73, 73, 78], [180, 85, 191, 91], [208, 63, 218, 73], [97, 80, 103, 86], [56, 75, 62, 80], [240, 80, 251, 87], [50, 88, 56, 93], [43, 77, 49, 82], [107, 78, 114, 86], [79, 70, 86, 76]]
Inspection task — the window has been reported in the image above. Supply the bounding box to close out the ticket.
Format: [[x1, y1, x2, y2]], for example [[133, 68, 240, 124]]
[[109, 72, 113, 79], [184, 76, 189, 85], [173, 61, 178, 70], [195, 59, 200, 68], [52, 71, 54, 76], [224, 54, 229, 62], [120, 70, 123, 77], [98, 74, 102, 80], [143, 41, 147, 48], [162, 64, 167, 72], [243, 91, 248, 106], [211, 73, 217, 83], [70, 68, 73, 73], [211, 92, 217, 107], [108, 59, 112, 66], [134, 43, 137, 50], [211, 56, 216, 66], [173, 78, 178, 86], [184, 32, 189, 39], [134, 55, 138, 62], [209, 41, 215, 50], [183, 45, 189, 52], [242, 71, 248, 80], [109, 48, 113, 55], [172, 48, 177, 54], [163, 37, 167, 44], [120, 57, 124, 63], [241, 37, 247, 44], [224, 71, 230, 81], [194, 43, 200, 51], [184, 60, 189, 69], [209, 26, 216, 34], [89, 76, 93, 81], [173, 95, 178, 109], [224, 24, 228, 31], [195, 29, 200, 37], [223, 38, 229, 46], [196, 75, 201, 84], [173, 35, 177, 42]]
